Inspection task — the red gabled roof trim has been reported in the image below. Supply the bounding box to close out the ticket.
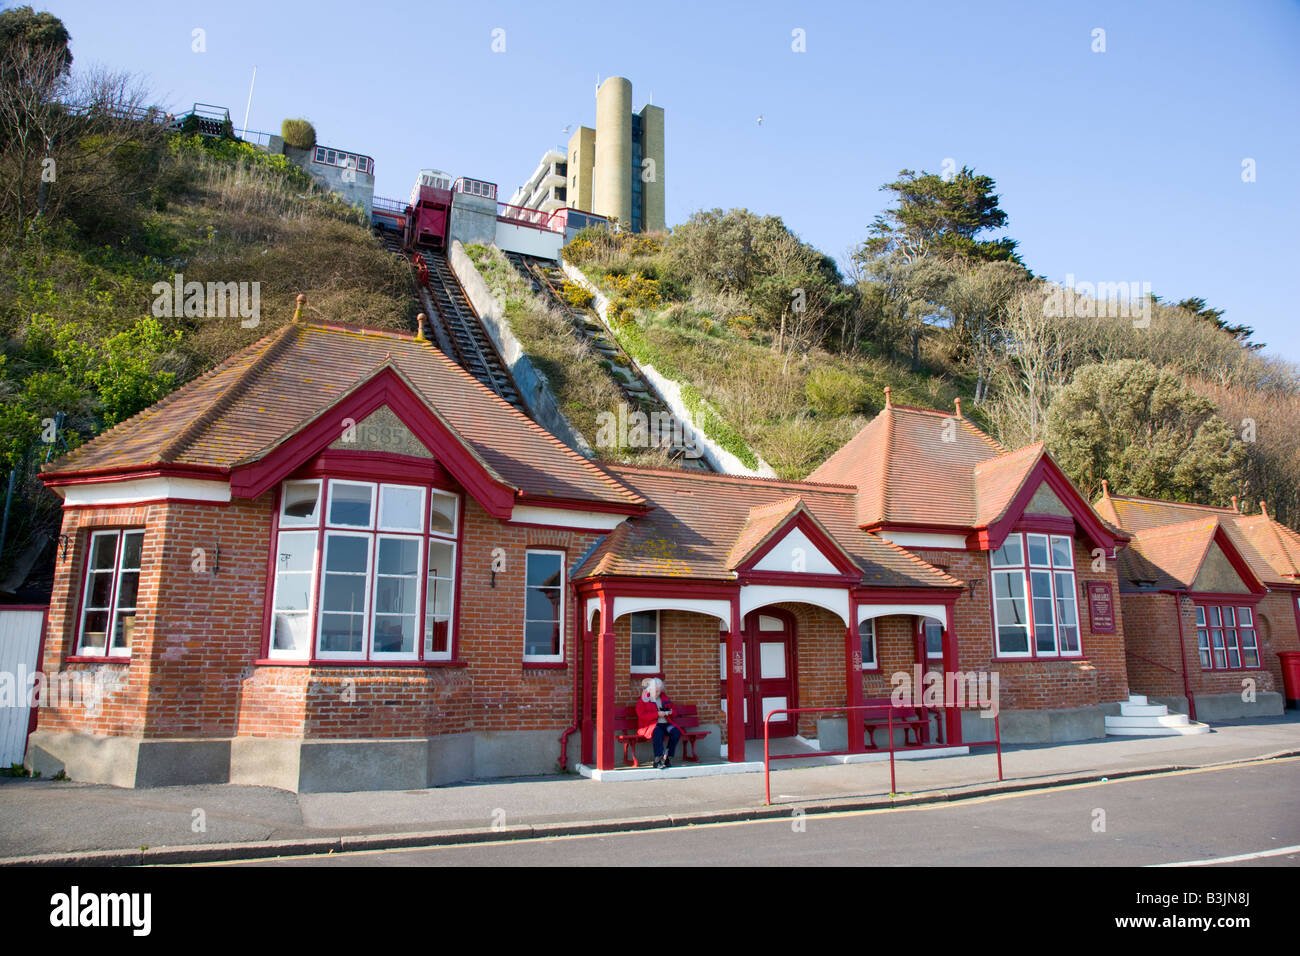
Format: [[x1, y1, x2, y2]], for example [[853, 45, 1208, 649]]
[[227, 362, 518, 517], [976, 454, 1125, 553]]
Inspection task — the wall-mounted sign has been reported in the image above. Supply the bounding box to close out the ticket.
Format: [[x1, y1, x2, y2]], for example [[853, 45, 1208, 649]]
[[1087, 582, 1116, 634]]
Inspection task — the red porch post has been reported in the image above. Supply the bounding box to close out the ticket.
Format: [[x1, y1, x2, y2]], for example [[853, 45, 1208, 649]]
[[846, 597, 864, 752], [726, 594, 746, 762], [942, 600, 962, 745], [581, 597, 595, 766], [596, 591, 617, 771]]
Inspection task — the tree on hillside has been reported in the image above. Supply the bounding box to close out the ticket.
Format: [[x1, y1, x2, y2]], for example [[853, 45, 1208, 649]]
[[1172, 296, 1262, 351], [857, 166, 1021, 265], [0, 5, 71, 87], [1046, 359, 1246, 504]]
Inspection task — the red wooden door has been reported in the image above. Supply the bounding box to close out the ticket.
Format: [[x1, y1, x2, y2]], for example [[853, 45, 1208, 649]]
[[744, 610, 796, 738]]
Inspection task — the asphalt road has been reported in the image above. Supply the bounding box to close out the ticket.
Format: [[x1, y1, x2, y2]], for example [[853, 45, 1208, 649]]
[[226, 759, 1300, 867]]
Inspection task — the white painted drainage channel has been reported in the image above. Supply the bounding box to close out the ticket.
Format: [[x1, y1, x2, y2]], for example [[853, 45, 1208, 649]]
[[561, 260, 777, 478], [1104, 695, 1211, 736]]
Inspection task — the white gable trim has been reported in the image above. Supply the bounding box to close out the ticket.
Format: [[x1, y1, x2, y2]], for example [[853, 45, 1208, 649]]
[[753, 526, 841, 574]]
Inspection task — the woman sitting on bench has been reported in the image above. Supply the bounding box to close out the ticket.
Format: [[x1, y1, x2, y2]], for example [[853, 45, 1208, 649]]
[[636, 677, 682, 769]]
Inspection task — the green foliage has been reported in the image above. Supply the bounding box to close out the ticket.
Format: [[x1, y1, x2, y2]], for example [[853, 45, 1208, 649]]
[[560, 281, 594, 309], [859, 167, 1020, 264], [806, 366, 874, 417], [0, 5, 72, 75], [280, 117, 317, 150], [1046, 359, 1246, 504]]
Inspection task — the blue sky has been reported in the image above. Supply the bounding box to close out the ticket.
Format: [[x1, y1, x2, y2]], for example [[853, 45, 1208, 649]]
[[32, 0, 1300, 362]]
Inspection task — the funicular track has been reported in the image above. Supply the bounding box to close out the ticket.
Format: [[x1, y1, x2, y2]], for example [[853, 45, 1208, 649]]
[[504, 251, 712, 471], [413, 247, 525, 413]]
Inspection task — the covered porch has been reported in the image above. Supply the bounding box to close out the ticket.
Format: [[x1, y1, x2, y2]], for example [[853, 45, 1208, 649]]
[[573, 579, 969, 777]]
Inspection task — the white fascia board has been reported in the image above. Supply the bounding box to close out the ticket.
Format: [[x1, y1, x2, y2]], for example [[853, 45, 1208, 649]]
[[508, 505, 627, 530], [61, 477, 232, 507]]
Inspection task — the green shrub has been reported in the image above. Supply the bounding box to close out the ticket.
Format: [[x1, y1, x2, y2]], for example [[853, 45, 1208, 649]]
[[561, 281, 594, 310], [805, 367, 874, 417], [281, 118, 317, 150]]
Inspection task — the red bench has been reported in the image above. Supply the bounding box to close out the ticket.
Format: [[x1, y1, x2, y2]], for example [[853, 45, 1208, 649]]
[[615, 703, 710, 767], [860, 698, 932, 750]]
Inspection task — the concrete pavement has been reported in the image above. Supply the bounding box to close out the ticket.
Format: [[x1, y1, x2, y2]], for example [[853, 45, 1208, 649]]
[[2, 713, 1298, 866]]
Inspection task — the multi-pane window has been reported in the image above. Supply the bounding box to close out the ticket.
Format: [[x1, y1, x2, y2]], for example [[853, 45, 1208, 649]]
[[269, 479, 458, 661], [629, 611, 659, 673], [859, 618, 877, 670], [312, 146, 373, 174], [991, 533, 1080, 658], [524, 550, 565, 662], [1195, 604, 1260, 670], [77, 530, 144, 657]]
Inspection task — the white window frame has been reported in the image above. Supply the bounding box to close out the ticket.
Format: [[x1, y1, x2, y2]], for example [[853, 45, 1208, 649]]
[[316, 530, 374, 661], [523, 549, 566, 663], [859, 617, 878, 670], [369, 533, 424, 660], [424, 536, 457, 661], [269, 528, 319, 660], [629, 610, 660, 674], [271, 478, 460, 663], [77, 529, 144, 658]]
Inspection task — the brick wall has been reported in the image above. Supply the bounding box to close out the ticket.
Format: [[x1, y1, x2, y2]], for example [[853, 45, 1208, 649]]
[[38, 492, 601, 742], [1121, 589, 1298, 700]]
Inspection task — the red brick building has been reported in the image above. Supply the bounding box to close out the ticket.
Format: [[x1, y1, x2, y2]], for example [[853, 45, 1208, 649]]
[[28, 322, 1136, 791], [1095, 489, 1300, 721]]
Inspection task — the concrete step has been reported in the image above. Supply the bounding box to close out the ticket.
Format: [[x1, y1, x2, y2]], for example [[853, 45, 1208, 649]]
[[1120, 702, 1170, 717], [1104, 722, 1211, 736], [1106, 713, 1191, 728], [1105, 710, 1210, 736], [1127, 694, 1148, 705]]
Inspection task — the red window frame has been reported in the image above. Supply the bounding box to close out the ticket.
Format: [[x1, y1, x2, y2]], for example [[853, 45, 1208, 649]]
[[1194, 602, 1260, 670], [989, 532, 1083, 660]]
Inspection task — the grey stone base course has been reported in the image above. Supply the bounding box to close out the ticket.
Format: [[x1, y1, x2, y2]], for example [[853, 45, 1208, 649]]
[[1190, 691, 1283, 721], [28, 728, 589, 793], [817, 708, 1102, 749], [962, 706, 1106, 744]]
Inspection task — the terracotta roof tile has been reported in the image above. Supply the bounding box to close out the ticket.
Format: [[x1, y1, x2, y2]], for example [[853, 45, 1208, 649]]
[[44, 322, 643, 509], [1100, 493, 1292, 588], [576, 465, 964, 590]]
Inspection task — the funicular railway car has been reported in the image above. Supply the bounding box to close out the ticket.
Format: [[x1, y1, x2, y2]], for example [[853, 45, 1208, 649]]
[[404, 169, 454, 250]]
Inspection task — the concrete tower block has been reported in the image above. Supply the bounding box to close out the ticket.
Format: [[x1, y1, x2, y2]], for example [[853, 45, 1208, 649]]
[[640, 104, 665, 232], [594, 76, 633, 227], [567, 126, 596, 212]]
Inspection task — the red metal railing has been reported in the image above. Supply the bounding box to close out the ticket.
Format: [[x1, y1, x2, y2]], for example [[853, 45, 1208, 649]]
[[762, 703, 1003, 805], [496, 201, 565, 233]]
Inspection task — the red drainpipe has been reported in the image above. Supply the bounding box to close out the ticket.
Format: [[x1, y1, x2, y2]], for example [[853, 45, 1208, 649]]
[[1172, 589, 1197, 722], [558, 593, 583, 770]]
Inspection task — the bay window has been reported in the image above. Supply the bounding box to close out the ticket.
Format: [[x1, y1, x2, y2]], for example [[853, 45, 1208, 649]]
[[77, 529, 144, 657], [269, 479, 459, 661], [524, 550, 565, 663], [1195, 604, 1260, 670], [991, 532, 1080, 658]]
